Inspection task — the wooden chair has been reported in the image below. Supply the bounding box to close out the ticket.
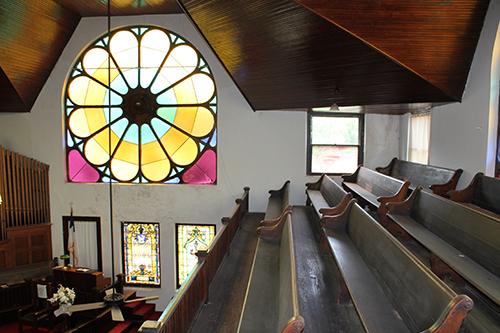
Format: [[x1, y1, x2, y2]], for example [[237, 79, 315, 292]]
[[18, 280, 57, 333]]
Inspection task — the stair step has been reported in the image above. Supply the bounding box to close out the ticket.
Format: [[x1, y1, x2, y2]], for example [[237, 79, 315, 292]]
[[107, 320, 134, 333], [146, 311, 162, 321], [134, 303, 155, 320]]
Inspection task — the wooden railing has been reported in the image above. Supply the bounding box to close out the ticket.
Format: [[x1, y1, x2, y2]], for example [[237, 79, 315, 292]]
[[0, 278, 32, 314], [157, 187, 250, 333], [0, 145, 50, 241]]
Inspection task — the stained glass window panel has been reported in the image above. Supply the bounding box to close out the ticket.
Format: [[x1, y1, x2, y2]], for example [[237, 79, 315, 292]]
[[65, 25, 217, 184], [123, 222, 160, 287], [176, 224, 215, 288]]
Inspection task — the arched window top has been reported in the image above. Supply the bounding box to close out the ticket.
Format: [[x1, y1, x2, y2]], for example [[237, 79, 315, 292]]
[[65, 25, 217, 184]]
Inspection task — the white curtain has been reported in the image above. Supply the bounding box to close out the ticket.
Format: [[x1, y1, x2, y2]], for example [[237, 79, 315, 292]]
[[72, 221, 98, 270], [408, 113, 431, 164]]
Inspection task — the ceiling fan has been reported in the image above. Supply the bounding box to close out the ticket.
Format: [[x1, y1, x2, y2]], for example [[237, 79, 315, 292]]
[[68, 293, 159, 321], [66, 0, 159, 322]]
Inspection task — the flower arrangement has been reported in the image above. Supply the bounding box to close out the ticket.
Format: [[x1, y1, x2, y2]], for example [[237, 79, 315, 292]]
[[49, 284, 76, 308]]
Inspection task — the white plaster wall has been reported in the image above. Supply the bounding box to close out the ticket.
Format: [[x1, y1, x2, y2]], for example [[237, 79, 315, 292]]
[[364, 114, 400, 169], [0, 14, 398, 309], [429, 0, 500, 189]]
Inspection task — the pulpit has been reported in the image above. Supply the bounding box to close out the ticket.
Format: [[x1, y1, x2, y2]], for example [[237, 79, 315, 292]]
[[53, 267, 111, 291]]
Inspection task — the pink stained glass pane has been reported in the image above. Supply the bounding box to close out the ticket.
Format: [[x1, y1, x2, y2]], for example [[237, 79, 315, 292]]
[[311, 146, 358, 174], [68, 150, 100, 182], [182, 150, 216, 184]]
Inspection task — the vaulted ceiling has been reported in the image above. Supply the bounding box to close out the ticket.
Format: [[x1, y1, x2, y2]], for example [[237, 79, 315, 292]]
[[0, 0, 490, 114]]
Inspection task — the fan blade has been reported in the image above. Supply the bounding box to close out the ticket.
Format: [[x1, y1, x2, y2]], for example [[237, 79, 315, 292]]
[[111, 306, 124, 321], [124, 296, 159, 304], [68, 301, 105, 312]]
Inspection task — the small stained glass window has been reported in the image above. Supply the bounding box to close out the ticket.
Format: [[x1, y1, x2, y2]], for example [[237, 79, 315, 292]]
[[176, 224, 215, 288], [64, 25, 217, 184], [122, 222, 160, 287]]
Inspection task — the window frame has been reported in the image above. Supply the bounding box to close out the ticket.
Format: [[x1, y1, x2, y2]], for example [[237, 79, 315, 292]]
[[175, 223, 216, 289], [122, 221, 161, 288], [64, 24, 218, 185], [62, 215, 103, 272], [407, 112, 431, 165], [307, 110, 364, 176]]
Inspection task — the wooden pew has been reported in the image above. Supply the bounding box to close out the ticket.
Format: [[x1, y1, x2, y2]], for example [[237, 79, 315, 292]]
[[447, 172, 500, 220], [376, 157, 462, 196], [238, 181, 305, 333], [305, 174, 352, 227], [341, 165, 410, 225], [386, 187, 500, 310], [322, 199, 473, 333]]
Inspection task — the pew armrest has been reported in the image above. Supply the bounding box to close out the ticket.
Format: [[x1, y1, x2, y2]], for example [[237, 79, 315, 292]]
[[423, 295, 473, 333], [386, 186, 422, 216], [341, 165, 361, 183], [429, 169, 463, 196], [447, 172, 483, 202], [375, 157, 396, 175], [322, 199, 356, 230], [305, 174, 325, 191]]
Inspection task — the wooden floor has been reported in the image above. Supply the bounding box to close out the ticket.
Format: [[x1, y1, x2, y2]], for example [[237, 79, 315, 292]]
[[189, 206, 363, 333]]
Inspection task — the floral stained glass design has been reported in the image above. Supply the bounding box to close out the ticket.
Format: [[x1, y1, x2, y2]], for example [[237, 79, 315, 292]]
[[176, 224, 215, 288], [65, 25, 217, 184], [123, 222, 160, 286]]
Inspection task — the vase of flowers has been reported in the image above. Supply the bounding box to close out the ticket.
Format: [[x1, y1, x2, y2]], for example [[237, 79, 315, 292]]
[[48, 284, 76, 316]]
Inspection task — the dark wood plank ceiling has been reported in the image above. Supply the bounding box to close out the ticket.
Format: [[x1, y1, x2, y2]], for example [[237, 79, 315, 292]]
[[0, 0, 490, 114], [179, 0, 490, 111]]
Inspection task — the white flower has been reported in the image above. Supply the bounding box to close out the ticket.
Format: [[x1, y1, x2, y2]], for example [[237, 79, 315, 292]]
[[49, 284, 76, 306]]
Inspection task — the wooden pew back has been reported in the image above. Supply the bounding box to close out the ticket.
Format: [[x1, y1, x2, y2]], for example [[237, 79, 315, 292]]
[[278, 214, 303, 332], [410, 190, 500, 277], [347, 203, 461, 331], [448, 172, 500, 218], [472, 174, 500, 215], [376, 157, 462, 196], [319, 176, 347, 207], [355, 166, 405, 197]]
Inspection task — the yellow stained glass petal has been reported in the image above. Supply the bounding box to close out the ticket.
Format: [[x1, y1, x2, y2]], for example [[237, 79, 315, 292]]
[[160, 128, 198, 166], [85, 137, 110, 165], [111, 140, 139, 181], [141, 29, 170, 68], [83, 48, 120, 86], [69, 108, 91, 137], [113, 140, 139, 165], [173, 73, 214, 104], [68, 76, 108, 106], [140, 29, 170, 88], [160, 45, 198, 86], [69, 108, 108, 138], [141, 140, 171, 181], [85, 128, 120, 165], [111, 30, 139, 88], [111, 158, 139, 181], [110, 30, 138, 70], [177, 107, 214, 137]]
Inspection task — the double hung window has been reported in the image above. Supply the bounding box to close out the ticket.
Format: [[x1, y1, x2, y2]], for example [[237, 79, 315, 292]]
[[307, 109, 364, 175]]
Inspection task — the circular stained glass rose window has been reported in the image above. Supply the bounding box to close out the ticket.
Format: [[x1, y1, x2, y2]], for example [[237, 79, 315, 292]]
[[65, 25, 217, 184]]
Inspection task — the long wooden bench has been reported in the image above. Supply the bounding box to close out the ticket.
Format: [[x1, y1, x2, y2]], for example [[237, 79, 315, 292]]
[[447, 172, 500, 220], [341, 165, 410, 225], [376, 157, 462, 196], [238, 181, 305, 333], [259, 180, 293, 230], [386, 187, 500, 309], [322, 199, 473, 333], [305, 174, 352, 227]]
